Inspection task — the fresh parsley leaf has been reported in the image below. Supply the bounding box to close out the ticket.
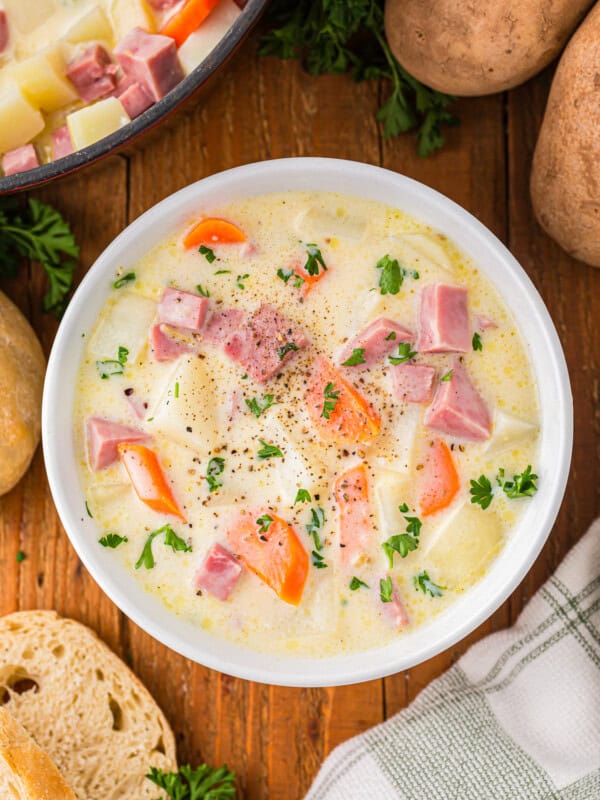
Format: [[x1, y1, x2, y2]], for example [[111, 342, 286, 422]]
[[236, 273, 250, 290], [441, 369, 453, 382], [293, 274, 305, 288], [257, 439, 283, 460], [135, 525, 190, 570], [469, 474, 494, 510], [380, 576, 393, 603], [376, 254, 402, 295], [164, 525, 192, 554], [199, 244, 216, 263], [349, 576, 369, 590], [118, 346, 128, 365], [472, 331, 483, 351], [206, 457, 225, 492], [304, 243, 327, 276], [382, 534, 418, 567], [245, 394, 277, 418], [96, 359, 124, 379], [215, 269, 231, 275], [85, 500, 93, 518], [389, 342, 417, 365], [385, 331, 397, 341], [306, 506, 326, 551], [413, 570, 444, 597], [294, 488, 311, 504], [147, 763, 236, 800], [256, 514, 274, 534], [321, 382, 340, 419], [341, 348, 366, 367], [196, 284, 210, 298], [497, 465, 538, 499], [113, 271, 136, 289], [277, 341, 299, 360], [277, 267, 294, 283], [311, 550, 328, 569], [174, 381, 180, 398], [99, 533, 128, 549]]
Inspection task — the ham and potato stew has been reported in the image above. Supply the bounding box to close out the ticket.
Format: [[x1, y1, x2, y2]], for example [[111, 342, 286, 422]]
[[75, 192, 540, 656], [0, 0, 243, 176]]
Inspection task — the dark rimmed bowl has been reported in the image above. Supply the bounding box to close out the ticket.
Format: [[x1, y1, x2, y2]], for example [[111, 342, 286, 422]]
[[0, 0, 268, 195]]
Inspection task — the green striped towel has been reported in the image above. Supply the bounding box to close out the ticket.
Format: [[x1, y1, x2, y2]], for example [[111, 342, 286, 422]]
[[306, 520, 600, 800]]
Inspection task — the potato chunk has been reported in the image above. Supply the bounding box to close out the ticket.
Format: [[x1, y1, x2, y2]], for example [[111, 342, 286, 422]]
[[65, 6, 114, 46], [3, 0, 56, 35], [0, 85, 44, 153], [107, 0, 156, 41], [67, 97, 131, 150], [11, 48, 77, 112]]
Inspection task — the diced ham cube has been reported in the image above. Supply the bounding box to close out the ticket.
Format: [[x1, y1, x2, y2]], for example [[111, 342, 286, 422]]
[[114, 28, 184, 103], [0, 10, 9, 53], [86, 416, 149, 470], [475, 314, 497, 331], [51, 126, 74, 161], [424, 359, 492, 441], [150, 323, 197, 362], [157, 287, 208, 331], [203, 308, 246, 346], [118, 81, 154, 118], [195, 543, 243, 601], [125, 392, 147, 419], [418, 284, 470, 353], [380, 579, 410, 629], [2, 145, 39, 176], [67, 45, 119, 103], [391, 363, 436, 404], [339, 318, 413, 368]]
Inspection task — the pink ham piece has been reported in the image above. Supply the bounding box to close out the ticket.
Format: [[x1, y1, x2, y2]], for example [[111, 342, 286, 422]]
[[157, 287, 208, 330], [150, 323, 197, 362], [2, 145, 39, 176], [51, 126, 74, 161], [87, 417, 149, 470], [67, 45, 118, 103], [424, 359, 492, 441], [339, 318, 412, 368], [118, 81, 153, 118], [418, 284, 470, 353], [381, 579, 410, 629], [195, 543, 243, 601], [475, 314, 497, 331], [0, 10, 9, 53], [114, 28, 184, 103], [391, 363, 436, 403], [203, 308, 245, 347]]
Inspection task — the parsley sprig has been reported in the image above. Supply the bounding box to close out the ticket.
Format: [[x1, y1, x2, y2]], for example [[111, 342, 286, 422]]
[[99, 533, 128, 549], [470, 466, 539, 509], [135, 524, 191, 570], [303, 243, 327, 276], [147, 763, 236, 800], [321, 382, 340, 419], [341, 348, 366, 367], [206, 457, 225, 492], [245, 394, 277, 418], [382, 503, 422, 567], [257, 439, 283, 460], [306, 506, 326, 551], [413, 570, 444, 597], [389, 342, 417, 365]]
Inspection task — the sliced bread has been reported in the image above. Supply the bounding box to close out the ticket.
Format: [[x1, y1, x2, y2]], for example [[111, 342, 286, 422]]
[[0, 611, 177, 799], [0, 707, 77, 800]]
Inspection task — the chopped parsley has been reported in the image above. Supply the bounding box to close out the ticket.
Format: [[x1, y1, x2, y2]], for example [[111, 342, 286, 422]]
[[256, 514, 273, 534], [199, 244, 216, 263], [469, 474, 494, 509], [16, 551, 25, 563], [174, 381, 180, 398], [135, 524, 191, 570], [294, 488, 312, 505], [236, 273, 250, 290], [349, 576, 369, 591], [376, 254, 402, 295], [96, 345, 128, 379], [214, 269, 231, 275], [382, 504, 422, 567], [389, 342, 417, 365], [341, 348, 366, 367], [196, 284, 210, 298], [472, 331, 483, 351], [306, 506, 326, 551], [245, 394, 277, 418], [206, 457, 225, 492], [304, 243, 327, 276], [99, 533, 128, 549], [498, 465, 538, 499], [321, 382, 340, 419], [113, 271, 136, 289], [257, 439, 283, 460], [441, 369, 453, 382], [85, 500, 93, 518], [276, 267, 293, 283], [312, 550, 328, 569], [413, 570, 444, 597], [277, 341, 299, 361], [293, 274, 305, 288], [380, 576, 393, 603], [147, 763, 236, 800], [385, 331, 397, 341]]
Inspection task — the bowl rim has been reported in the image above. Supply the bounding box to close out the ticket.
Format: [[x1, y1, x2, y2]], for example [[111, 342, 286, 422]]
[[42, 157, 573, 687], [0, 0, 268, 195]]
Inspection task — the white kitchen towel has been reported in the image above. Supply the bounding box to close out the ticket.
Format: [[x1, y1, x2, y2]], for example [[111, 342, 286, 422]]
[[306, 519, 600, 800]]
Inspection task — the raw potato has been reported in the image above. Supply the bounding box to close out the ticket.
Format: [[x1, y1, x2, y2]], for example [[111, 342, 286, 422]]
[[11, 47, 78, 112], [530, 3, 600, 267], [0, 85, 44, 153], [384, 0, 594, 96], [67, 96, 131, 150], [0, 291, 45, 496]]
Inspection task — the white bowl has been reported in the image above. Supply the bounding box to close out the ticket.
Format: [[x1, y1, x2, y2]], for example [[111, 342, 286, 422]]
[[43, 158, 573, 687]]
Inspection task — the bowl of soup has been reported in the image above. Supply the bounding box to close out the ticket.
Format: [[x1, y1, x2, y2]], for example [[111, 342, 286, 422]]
[[42, 158, 572, 686], [0, 0, 267, 193]]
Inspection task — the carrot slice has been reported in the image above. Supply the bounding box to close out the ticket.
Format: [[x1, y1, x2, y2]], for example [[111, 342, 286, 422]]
[[334, 464, 377, 567], [118, 444, 185, 521], [161, 0, 221, 46], [294, 264, 328, 298], [227, 511, 309, 605], [307, 356, 381, 446], [183, 217, 247, 249], [418, 439, 460, 517]]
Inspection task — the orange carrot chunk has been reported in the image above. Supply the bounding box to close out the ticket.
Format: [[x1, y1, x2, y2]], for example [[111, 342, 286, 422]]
[[418, 438, 460, 517], [306, 356, 381, 446], [161, 0, 221, 47], [227, 511, 309, 605], [294, 263, 328, 298], [334, 463, 377, 567], [118, 443, 185, 521], [183, 217, 247, 249]]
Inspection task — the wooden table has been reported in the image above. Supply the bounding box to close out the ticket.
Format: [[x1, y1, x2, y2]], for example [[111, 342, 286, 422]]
[[1, 26, 599, 800]]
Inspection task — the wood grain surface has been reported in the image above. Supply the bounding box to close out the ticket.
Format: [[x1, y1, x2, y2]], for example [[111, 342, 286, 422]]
[[1, 28, 599, 800]]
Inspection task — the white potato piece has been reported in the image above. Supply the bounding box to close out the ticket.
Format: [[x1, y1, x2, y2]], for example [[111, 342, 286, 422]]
[[0, 85, 44, 153], [386, 233, 454, 275], [178, 0, 241, 75], [107, 0, 155, 40], [486, 410, 537, 455], [294, 206, 367, 242], [424, 503, 503, 590], [369, 404, 421, 474], [11, 48, 77, 112], [3, 0, 56, 35], [67, 97, 131, 150], [373, 470, 412, 540], [65, 5, 114, 46], [86, 481, 132, 527], [88, 292, 156, 362]]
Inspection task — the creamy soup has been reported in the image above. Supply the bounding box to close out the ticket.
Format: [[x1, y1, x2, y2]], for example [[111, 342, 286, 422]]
[[0, 0, 242, 176], [74, 191, 540, 657]]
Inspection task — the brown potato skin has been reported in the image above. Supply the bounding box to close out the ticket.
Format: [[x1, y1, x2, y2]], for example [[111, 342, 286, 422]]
[[384, 0, 594, 96], [530, 3, 600, 268]]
